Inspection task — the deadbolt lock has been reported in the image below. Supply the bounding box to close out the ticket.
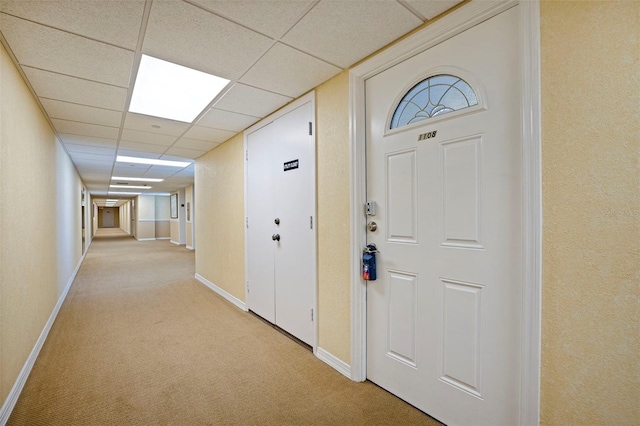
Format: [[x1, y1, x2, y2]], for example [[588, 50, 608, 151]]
[[367, 221, 378, 232], [272, 234, 280, 241], [274, 218, 280, 225]]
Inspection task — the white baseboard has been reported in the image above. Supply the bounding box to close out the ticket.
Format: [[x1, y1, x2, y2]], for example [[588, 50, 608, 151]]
[[136, 237, 155, 242], [0, 251, 85, 425], [316, 347, 351, 379], [195, 274, 247, 312], [170, 240, 180, 245], [186, 245, 194, 250], [156, 237, 171, 240]]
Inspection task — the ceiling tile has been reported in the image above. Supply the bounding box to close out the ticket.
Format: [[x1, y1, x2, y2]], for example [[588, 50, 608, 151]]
[[406, 0, 463, 20], [124, 113, 190, 137], [112, 163, 151, 175], [240, 43, 341, 98], [117, 141, 168, 155], [82, 174, 111, 182], [143, 166, 187, 179], [120, 129, 177, 146], [69, 152, 115, 162], [0, 0, 145, 49], [164, 147, 206, 160], [73, 159, 114, 171], [171, 165, 195, 178], [282, 1, 422, 69], [41, 98, 123, 128], [173, 138, 220, 152], [52, 119, 119, 139], [183, 126, 235, 143], [197, 108, 260, 132], [189, 0, 314, 38], [143, 0, 272, 80], [113, 150, 160, 161], [0, 14, 134, 87], [214, 83, 291, 118], [23, 67, 127, 111], [58, 133, 117, 149], [64, 143, 116, 156]]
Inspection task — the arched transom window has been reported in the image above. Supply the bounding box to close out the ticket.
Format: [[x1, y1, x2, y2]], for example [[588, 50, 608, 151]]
[[390, 74, 478, 129]]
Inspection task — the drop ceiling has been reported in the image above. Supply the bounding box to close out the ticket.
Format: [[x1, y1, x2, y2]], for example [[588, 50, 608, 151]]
[[0, 0, 462, 206]]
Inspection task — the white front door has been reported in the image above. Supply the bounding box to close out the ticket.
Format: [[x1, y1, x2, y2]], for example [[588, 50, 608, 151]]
[[366, 6, 522, 425], [246, 98, 316, 346]]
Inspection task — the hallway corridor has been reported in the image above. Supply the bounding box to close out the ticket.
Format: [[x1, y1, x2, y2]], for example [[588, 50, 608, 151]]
[[8, 230, 439, 425]]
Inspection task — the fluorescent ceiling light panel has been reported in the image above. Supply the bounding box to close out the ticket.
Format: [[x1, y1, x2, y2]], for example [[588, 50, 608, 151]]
[[112, 176, 164, 182], [129, 55, 230, 123], [106, 199, 119, 202], [109, 185, 152, 189], [108, 191, 142, 195], [116, 155, 190, 168]]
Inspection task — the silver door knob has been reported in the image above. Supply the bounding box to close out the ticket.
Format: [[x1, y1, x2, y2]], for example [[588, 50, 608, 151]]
[[367, 221, 377, 232], [272, 234, 280, 241], [274, 218, 280, 225]]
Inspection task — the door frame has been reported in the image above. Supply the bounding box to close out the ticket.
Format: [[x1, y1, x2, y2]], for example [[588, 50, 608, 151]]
[[348, 1, 541, 424], [243, 91, 318, 352]]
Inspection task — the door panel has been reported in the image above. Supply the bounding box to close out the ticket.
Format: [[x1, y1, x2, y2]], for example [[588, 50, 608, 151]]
[[366, 7, 522, 426], [247, 123, 276, 323], [386, 149, 418, 243], [273, 102, 315, 346]]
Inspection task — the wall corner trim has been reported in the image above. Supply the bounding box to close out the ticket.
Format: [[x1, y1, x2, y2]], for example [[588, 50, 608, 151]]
[[195, 274, 247, 312], [316, 347, 351, 379], [0, 251, 86, 425]]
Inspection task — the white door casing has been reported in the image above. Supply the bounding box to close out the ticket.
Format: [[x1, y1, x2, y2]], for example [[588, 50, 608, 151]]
[[349, 1, 542, 425], [245, 93, 317, 348]]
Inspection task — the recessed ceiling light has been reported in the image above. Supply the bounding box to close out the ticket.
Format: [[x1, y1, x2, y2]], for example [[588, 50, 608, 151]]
[[106, 199, 119, 202], [111, 176, 164, 182], [129, 54, 230, 123], [116, 155, 190, 168], [109, 185, 152, 189]]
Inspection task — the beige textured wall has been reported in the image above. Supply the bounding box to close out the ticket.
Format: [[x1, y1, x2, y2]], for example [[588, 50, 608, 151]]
[[155, 221, 170, 239], [316, 72, 352, 363], [195, 134, 245, 300], [155, 196, 170, 220], [0, 43, 82, 402], [540, 1, 640, 424]]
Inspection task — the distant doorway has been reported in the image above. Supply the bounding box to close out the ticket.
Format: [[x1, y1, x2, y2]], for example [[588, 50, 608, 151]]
[[98, 207, 119, 228]]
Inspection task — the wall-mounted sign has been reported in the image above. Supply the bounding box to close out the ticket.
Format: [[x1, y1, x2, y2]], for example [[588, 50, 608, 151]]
[[284, 159, 299, 171]]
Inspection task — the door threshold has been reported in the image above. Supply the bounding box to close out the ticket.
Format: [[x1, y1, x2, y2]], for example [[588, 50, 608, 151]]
[[248, 310, 312, 352]]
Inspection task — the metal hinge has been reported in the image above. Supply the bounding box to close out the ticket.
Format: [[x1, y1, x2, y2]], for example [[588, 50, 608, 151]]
[[309, 122, 313, 136], [310, 216, 313, 229], [246, 281, 250, 293], [311, 308, 314, 321], [246, 217, 249, 228], [246, 150, 248, 161]]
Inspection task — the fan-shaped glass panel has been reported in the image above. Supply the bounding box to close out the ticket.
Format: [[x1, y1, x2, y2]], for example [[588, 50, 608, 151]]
[[390, 74, 478, 129]]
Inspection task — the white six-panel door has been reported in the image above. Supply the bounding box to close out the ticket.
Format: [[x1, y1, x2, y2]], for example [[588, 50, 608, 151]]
[[365, 7, 522, 425], [246, 97, 316, 347]]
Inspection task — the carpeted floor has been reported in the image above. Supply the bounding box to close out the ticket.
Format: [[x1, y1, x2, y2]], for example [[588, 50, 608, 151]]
[[8, 228, 441, 425]]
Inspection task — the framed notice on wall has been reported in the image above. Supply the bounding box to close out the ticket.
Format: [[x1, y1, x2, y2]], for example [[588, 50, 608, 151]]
[[170, 193, 178, 219]]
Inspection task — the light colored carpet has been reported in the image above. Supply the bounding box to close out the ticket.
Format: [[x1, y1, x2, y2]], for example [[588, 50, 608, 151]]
[[8, 228, 441, 425]]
